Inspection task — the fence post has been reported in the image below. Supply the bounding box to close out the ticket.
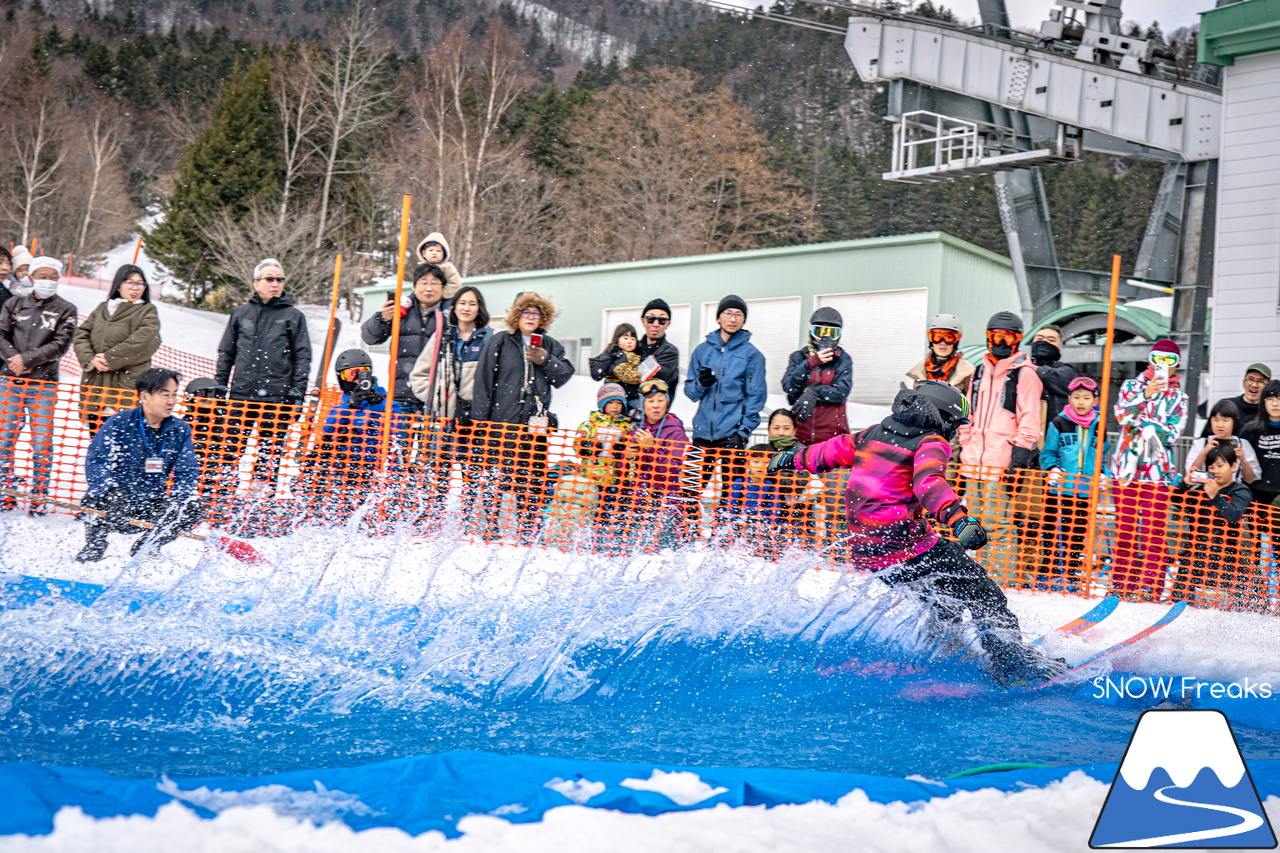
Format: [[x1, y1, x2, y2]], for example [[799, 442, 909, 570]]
[[131, 237, 143, 265], [381, 194, 412, 474], [1082, 254, 1122, 590]]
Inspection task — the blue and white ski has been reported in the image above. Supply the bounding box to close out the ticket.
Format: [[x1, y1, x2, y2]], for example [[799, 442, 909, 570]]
[[1030, 595, 1120, 647], [1033, 600, 1187, 690]]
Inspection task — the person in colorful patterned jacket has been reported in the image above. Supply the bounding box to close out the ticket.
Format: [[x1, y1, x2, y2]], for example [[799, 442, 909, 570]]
[[1109, 338, 1189, 598], [767, 380, 1065, 687]]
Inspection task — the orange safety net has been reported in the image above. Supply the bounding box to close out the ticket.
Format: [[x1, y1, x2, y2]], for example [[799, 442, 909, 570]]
[[4, 376, 1278, 616]]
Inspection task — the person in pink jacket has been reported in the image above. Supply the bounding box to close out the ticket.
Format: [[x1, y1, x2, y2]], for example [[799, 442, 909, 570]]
[[957, 311, 1043, 579]]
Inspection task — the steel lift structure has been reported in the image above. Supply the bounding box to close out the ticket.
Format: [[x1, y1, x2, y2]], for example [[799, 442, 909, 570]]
[[691, 0, 1224, 419]]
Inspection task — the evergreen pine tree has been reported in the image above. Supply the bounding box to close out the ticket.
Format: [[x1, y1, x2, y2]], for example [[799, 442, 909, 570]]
[[148, 57, 282, 305]]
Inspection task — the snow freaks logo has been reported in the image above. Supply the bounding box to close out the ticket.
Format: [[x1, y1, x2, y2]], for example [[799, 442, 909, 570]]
[[1089, 710, 1276, 848]]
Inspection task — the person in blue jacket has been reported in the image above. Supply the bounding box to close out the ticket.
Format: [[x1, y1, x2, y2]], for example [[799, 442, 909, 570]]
[[297, 349, 408, 524], [1036, 375, 1111, 591], [76, 368, 203, 562], [684, 294, 768, 508]]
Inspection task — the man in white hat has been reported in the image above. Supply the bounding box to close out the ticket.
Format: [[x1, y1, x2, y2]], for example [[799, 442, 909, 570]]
[[0, 256, 77, 513]]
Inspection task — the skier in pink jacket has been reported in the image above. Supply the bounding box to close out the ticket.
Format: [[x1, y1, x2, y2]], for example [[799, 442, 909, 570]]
[[769, 381, 1066, 687]]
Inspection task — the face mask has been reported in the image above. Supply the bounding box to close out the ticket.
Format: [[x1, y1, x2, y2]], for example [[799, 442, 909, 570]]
[[989, 343, 1014, 360], [32, 279, 57, 298], [1031, 340, 1060, 366], [12, 277, 33, 297], [769, 434, 798, 451]]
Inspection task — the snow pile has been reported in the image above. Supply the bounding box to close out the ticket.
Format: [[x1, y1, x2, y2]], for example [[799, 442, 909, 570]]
[[619, 770, 728, 806]]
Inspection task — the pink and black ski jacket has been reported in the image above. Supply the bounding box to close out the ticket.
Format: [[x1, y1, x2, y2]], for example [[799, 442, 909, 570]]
[[792, 415, 967, 570]]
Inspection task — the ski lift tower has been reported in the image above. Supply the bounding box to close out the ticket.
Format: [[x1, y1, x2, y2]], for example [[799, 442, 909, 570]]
[[842, 0, 1223, 420]]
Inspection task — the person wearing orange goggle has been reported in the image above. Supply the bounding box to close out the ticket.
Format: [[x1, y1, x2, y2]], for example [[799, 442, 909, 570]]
[[907, 313, 976, 396], [957, 311, 1044, 477]]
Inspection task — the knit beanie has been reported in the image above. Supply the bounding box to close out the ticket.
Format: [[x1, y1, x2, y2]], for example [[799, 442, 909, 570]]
[[597, 383, 627, 410], [1150, 338, 1181, 357], [642, 298, 671, 318], [717, 294, 748, 321]]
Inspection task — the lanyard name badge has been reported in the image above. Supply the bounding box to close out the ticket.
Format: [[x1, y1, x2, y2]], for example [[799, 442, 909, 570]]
[[138, 410, 166, 476]]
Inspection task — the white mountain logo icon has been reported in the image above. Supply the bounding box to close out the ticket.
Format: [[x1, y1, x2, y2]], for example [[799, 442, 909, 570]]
[[1090, 709, 1276, 848]]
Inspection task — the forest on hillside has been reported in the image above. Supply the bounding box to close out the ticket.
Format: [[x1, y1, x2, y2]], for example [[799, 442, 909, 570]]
[[0, 0, 1200, 309]]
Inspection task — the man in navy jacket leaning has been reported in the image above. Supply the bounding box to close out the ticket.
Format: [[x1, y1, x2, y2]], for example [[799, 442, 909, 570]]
[[76, 367, 203, 562]]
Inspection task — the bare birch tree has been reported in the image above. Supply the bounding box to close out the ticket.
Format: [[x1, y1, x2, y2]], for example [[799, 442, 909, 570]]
[[408, 22, 533, 272], [6, 94, 68, 245], [76, 111, 126, 258], [309, 3, 393, 248], [272, 45, 324, 226]]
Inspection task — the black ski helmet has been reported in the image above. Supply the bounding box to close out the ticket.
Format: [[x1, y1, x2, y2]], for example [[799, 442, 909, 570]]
[[809, 307, 843, 328], [184, 377, 227, 399], [334, 348, 373, 374], [914, 379, 969, 435], [986, 311, 1023, 333]]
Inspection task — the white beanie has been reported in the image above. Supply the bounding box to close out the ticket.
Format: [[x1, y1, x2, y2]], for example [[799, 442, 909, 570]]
[[10, 249, 33, 272], [29, 256, 63, 276]]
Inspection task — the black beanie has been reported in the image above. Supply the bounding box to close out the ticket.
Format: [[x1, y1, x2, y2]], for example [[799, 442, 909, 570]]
[[987, 311, 1023, 333], [642, 298, 671, 318], [717, 294, 748, 321]]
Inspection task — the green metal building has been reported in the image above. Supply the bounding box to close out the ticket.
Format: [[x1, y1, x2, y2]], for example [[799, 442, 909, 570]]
[[355, 232, 1019, 404]]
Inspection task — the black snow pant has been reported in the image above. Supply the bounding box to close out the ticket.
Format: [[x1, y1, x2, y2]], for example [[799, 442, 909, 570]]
[[877, 538, 1040, 683], [82, 490, 205, 555]]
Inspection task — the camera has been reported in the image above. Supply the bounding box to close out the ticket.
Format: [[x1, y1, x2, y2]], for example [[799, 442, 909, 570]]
[[817, 335, 838, 352], [354, 369, 375, 394]]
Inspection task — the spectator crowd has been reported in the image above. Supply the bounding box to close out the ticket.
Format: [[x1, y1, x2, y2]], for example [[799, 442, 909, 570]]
[[0, 236, 1275, 612]]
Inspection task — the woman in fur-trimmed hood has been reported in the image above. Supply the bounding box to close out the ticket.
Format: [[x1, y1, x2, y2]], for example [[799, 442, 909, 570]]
[[472, 291, 573, 426], [502, 291, 559, 335]]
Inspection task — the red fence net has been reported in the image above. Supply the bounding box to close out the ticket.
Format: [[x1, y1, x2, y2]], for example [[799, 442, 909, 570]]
[[2, 377, 1276, 615]]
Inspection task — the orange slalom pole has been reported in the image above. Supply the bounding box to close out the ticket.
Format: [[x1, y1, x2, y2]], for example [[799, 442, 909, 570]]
[[1082, 254, 1122, 588], [320, 254, 343, 392], [66, 252, 73, 277], [381, 194, 412, 473], [131, 237, 143, 264], [29, 237, 39, 255]]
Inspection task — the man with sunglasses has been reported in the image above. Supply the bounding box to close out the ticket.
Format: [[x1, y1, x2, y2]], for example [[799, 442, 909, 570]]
[[213, 258, 312, 496], [635, 299, 680, 392]]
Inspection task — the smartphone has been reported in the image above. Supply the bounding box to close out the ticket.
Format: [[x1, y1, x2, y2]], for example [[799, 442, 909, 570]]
[[529, 333, 544, 348], [1154, 363, 1171, 381], [1190, 470, 1209, 483], [385, 290, 396, 303]]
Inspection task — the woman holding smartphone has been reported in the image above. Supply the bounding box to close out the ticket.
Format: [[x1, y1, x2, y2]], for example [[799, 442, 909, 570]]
[[1108, 339, 1189, 599], [1185, 399, 1259, 485]]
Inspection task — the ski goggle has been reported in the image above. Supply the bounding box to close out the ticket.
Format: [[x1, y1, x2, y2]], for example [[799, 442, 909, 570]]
[[986, 329, 1022, 348], [338, 366, 368, 382], [640, 379, 670, 397], [811, 325, 841, 341], [928, 328, 960, 346], [1149, 352, 1180, 367], [1068, 376, 1098, 392]]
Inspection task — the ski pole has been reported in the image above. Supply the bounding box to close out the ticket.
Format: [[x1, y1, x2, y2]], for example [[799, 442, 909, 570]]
[[0, 488, 270, 566]]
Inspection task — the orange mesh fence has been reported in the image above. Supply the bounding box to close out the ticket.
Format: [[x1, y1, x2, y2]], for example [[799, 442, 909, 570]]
[[6, 377, 1279, 616]]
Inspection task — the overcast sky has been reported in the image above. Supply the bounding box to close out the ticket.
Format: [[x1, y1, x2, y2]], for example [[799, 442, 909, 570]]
[[947, 0, 1206, 34]]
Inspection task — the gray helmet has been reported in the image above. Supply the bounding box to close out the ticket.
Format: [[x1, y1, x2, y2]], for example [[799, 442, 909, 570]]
[[334, 348, 373, 374], [929, 313, 962, 334], [987, 311, 1023, 333]]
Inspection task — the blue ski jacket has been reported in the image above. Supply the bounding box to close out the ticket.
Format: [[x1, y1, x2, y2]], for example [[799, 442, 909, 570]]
[[85, 406, 200, 503], [683, 329, 767, 442], [322, 387, 408, 463]]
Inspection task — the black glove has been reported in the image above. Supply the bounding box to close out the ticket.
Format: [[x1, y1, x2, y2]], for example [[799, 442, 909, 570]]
[[698, 366, 716, 387], [349, 383, 385, 408], [1007, 445, 1038, 473], [792, 388, 818, 422], [454, 413, 473, 429], [952, 516, 989, 550], [284, 392, 305, 408], [767, 446, 799, 474]]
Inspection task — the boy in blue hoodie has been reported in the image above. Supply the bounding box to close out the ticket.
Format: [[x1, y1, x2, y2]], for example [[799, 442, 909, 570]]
[[1038, 376, 1110, 591]]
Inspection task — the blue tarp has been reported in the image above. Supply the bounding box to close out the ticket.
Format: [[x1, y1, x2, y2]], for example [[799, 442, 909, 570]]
[[5, 751, 1279, 838]]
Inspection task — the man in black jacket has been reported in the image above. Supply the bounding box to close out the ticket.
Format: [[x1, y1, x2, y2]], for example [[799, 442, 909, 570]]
[[1031, 325, 1078, 442], [213, 259, 312, 495], [635, 298, 680, 392], [0, 256, 77, 512]]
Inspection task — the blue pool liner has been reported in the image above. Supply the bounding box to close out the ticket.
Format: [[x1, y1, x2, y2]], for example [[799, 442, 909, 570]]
[[4, 751, 1280, 838]]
